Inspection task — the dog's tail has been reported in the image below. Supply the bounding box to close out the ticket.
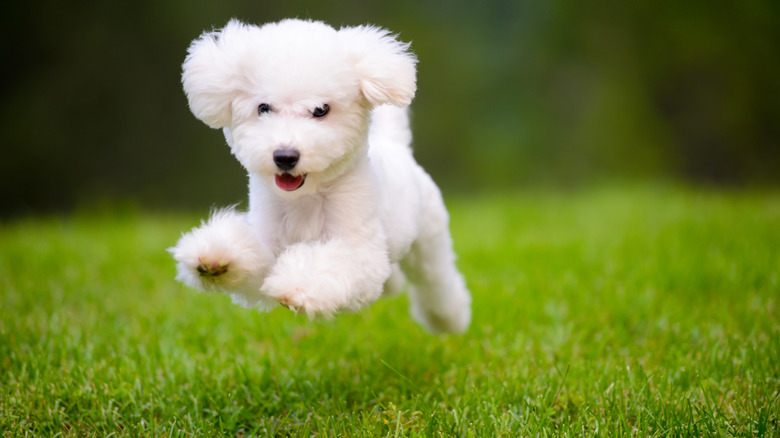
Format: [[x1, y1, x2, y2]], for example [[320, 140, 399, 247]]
[[368, 104, 413, 153]]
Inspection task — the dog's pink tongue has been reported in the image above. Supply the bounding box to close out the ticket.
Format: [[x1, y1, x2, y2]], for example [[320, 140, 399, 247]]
[[275, 173, 305, 191]]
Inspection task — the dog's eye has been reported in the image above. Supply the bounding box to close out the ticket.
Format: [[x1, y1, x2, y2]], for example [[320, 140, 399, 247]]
[[258, 103, 272, 115], [312, 104, 329, 118]]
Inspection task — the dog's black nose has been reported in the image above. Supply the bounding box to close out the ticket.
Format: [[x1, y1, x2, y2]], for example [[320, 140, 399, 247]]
[[273, 149, 300, 171]]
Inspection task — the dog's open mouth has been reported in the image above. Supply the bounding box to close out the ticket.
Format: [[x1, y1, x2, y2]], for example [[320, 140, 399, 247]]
[[275, 173, 306, 191]]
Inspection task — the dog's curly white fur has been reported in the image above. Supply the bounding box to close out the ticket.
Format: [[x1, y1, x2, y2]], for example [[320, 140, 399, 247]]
[[170, 19, 471, 334]]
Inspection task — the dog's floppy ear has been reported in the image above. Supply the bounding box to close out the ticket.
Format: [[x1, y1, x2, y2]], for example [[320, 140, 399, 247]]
[[182, 20, 253, 128], [339, 25, 418, 107]]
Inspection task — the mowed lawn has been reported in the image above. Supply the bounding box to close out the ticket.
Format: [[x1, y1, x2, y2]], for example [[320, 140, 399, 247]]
[[1, 186, 778, 437]]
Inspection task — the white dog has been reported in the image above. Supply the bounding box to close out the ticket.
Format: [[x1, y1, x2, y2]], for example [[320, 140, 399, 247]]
[[170, 19, 471, 334]]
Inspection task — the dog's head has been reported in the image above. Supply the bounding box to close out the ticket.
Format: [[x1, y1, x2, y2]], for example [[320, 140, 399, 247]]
[[182, 19, 417, 197]]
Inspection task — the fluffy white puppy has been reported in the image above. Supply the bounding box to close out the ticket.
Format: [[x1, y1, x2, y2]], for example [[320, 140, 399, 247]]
[[170, 19, 471, 334]]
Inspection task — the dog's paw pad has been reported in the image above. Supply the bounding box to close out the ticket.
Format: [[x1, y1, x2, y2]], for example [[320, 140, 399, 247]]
[[196, 258, 230, 277], [274, 288, 329, 318], [275, 288, 304, 310], [278, 298, 298, 313]]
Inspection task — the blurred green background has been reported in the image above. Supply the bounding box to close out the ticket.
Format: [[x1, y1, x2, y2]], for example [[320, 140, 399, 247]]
[[2, 0, 779, 217]]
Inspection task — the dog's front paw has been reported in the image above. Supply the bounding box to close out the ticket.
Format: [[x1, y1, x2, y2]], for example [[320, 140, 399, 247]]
[[263, 277, 338, 319], [171, 232, 244, 292], [261, 241, 390, 319], [170, 209, 270, 293]]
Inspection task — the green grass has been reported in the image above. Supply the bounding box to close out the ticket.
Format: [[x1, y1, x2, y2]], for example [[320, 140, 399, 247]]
[[1, 186, 779, 437]]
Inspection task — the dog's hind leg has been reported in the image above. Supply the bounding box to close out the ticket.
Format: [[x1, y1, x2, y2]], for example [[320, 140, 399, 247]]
[[382, 263, 407, 297], [400, 188, 471, 334]]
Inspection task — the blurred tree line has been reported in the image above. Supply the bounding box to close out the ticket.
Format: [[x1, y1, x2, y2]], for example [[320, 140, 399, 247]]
[[2, 0, 778, 216]]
